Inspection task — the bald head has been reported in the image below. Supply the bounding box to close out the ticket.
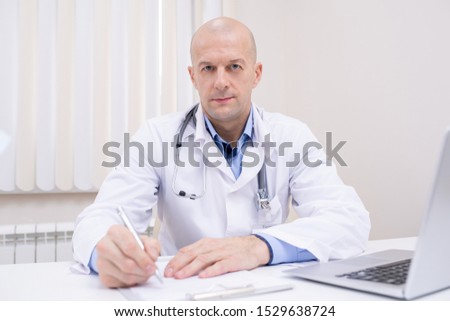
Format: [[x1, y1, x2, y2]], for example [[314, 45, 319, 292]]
[[190, 17, 257, 64], [187, 17, 263, 140]]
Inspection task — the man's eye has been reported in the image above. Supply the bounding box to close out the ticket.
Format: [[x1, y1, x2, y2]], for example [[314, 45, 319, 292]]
[[229, 64, 242, 71], [202, 66, 214, 72]]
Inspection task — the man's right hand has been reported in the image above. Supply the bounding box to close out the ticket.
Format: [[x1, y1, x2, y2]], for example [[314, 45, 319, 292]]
[[95, 224, 160, 288]]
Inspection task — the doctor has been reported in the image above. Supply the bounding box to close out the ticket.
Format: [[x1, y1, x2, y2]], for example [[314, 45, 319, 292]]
[[73, 17, 370, 288]]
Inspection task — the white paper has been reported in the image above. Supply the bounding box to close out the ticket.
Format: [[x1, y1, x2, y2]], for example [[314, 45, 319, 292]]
[[120, 258, 293, 301]]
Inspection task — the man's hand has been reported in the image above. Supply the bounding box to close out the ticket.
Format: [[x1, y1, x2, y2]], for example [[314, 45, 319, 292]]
[[164, 235, 270, 279], [95, 224, 161, 288]]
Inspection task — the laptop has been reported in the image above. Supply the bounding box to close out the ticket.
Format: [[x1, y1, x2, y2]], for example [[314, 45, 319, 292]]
[[284, 128, 450, 300]]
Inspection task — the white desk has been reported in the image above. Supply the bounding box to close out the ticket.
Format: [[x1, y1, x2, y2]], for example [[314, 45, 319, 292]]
[[1, 237, 449, 301]]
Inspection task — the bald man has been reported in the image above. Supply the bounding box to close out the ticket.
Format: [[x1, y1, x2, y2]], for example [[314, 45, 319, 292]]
[[73, 17, 370, 288]]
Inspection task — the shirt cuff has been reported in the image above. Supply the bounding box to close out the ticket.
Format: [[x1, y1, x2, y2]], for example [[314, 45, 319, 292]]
[[255, 233, 317, 265], [88, 247, 99, 274], [253, 234, 274, 264]]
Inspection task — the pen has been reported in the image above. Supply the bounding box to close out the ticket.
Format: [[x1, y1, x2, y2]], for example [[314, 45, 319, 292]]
[[186, 283, 293, 301], [187, 285, 255, 300], [117, 206, 164, 284]]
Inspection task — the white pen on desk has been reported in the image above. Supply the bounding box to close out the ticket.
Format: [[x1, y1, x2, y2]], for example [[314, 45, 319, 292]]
[[186, 283, 293, 301], [117, 206, 164, 284], [187, 285, 255, 301]]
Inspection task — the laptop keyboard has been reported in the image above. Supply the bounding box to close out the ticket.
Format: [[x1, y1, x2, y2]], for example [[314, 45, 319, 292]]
[[336, 259, 411, 285]]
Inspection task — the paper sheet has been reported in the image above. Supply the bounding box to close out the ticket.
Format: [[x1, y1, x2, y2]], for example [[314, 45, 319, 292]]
[[120, 257, 293, 301]]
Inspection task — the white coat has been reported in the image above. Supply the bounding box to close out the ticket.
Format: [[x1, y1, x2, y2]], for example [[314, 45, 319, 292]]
[[73, 104, 370, 270]]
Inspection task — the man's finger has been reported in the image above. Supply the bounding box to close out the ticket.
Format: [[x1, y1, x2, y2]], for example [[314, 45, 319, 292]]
[[164, 239, 213, 277], [97, 235, 152, 277], [95, 225, 161, 288], [198, 260, 237, 278], [108, 225, 154, 272], [166, 236, 271, 279], [98, 258, 153, 287], [142, 237, 161, 261], [172, 250, 223, 279]]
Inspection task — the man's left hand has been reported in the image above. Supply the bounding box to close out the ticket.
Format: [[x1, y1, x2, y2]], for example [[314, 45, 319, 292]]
[[164, 235, 270, 279]]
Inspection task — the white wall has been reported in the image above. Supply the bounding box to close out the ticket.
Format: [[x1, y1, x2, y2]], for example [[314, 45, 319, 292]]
[[2, 0, 450, 241], [226, 0, 450, 239]]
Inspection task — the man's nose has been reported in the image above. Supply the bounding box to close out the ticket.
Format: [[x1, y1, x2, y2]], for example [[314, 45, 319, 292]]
[[214, 68, 229, 90]]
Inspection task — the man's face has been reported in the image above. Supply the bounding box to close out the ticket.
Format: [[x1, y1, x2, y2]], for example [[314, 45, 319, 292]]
[[188, 29, 262, 127]]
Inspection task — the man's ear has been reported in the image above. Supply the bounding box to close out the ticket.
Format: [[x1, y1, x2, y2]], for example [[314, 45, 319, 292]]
[[188, 66, 197, 89], [252, 62, 263, 88]]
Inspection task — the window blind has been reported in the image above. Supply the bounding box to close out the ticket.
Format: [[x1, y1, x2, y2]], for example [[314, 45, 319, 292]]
[[0, 0, 222, 194]]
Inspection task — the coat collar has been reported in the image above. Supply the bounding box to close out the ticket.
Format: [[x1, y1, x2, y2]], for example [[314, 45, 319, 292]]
[[181, 103, 272, 143], [178, 103, 278, 185]]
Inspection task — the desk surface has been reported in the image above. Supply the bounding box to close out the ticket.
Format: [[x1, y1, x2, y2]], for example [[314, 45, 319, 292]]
[[1, 237, 449, 301]]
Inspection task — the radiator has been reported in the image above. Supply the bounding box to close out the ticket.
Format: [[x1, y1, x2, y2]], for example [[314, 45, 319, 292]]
[[0, 222, 74, 264], [0, 221, 155, 264]]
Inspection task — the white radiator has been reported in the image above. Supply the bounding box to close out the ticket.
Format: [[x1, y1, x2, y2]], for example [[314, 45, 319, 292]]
[[0, 221, 155, 265], [0, 222, 74, 264]]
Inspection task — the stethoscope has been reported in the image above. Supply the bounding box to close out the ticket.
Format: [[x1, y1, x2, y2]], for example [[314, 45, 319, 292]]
[[171, 104, 271, 211]]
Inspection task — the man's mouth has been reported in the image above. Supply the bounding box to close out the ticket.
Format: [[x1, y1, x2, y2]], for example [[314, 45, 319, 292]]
[[211, 97, 234, 104]]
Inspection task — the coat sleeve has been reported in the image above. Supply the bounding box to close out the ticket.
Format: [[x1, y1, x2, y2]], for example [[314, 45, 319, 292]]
[[261, 123, 371, 262], [72, 121, 161, 270]]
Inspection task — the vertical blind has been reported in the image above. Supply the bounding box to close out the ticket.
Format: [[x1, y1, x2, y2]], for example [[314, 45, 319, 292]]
[[0, 0, 223, 194]]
